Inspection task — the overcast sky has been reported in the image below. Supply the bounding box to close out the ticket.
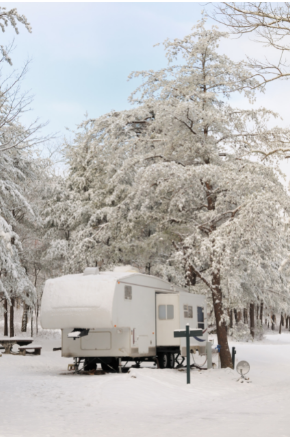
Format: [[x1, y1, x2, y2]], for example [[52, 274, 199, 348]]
[[3, 2, 290, 180]]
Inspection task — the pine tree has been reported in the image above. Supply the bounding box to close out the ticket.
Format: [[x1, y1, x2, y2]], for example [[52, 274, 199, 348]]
[[0, 6, 51, 335], [49, 22, 290, 366]]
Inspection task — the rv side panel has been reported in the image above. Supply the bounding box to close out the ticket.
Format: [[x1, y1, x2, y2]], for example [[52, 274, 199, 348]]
[[114, 279, 156, 355], [62, 327, 131, 358]]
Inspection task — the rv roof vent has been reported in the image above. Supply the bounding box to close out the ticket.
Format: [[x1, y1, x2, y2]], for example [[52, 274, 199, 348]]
[[83, 267, 99, 276]]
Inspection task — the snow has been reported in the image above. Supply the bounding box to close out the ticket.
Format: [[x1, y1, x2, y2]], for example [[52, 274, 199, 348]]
[[18, 345, 42, 349], [40, 273, 118, 329], [1, 331, 290, 437], [67, 331, 81, 338]]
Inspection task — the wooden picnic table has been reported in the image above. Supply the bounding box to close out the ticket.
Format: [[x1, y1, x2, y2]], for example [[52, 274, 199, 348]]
[[18, 345, 42, 355], [0, 337, 33, 354]]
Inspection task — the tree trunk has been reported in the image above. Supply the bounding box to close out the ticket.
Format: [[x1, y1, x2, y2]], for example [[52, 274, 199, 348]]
[[271, 314, 276, 330], [243, 308, 248, 324], [21, 304, 28, 332], [9, 298, 14, 337], [229, 309, 233, 328], [256, 304, 259, 320], [260, 302, 263, 324], [145, 263, 151, 275], [286, 316, 289, 329], [36, 302, 39, 335], [236, 310, 242, 323], [250, 303, 255, 338], [279, 312, 284, 334], [4, 298, 8, 336], [34, 267, 39, 335], [186, 265, 196, 286], [211, 271, 233, 368], [30, 309, 34, 338]]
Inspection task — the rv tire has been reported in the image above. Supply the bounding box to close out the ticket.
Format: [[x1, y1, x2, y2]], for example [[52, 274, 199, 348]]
[[158, 352, 168, 369], [167, 353, 175, 369]]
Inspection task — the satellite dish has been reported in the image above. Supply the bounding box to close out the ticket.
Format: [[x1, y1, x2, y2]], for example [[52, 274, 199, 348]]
[[236, 360, 250, 377]]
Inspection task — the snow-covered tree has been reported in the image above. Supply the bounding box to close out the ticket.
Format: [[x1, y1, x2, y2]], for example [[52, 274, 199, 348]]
[[0, 141, 59, 337], [0, 147, 36, 321], [0, 7, 52, 335], [0, 6, 31, 66], [50, 21, 290, 367], [14, 154, 63, 334]]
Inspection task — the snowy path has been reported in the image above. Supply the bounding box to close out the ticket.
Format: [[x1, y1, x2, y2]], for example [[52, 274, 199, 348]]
[[1, 334, 290, 437]]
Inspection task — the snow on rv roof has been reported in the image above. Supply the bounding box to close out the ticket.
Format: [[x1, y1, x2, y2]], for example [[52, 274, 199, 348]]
[[44, 269, 185, 294], [41, 271, 138, 329], [100, 271, 142, 280], [48, 269, 142, 283]]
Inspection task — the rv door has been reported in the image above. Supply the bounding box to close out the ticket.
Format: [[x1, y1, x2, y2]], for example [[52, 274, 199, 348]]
[[156, 294, 180, 346]]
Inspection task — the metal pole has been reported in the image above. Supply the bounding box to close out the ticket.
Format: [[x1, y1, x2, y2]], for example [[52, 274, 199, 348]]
[[231, 346, 236, 369], [186, 324, 190, 384], [74, 357, 78, 374], [206, 341, 212, 369]]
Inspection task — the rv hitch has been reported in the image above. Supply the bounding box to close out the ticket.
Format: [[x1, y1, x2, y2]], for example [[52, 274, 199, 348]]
[[68, 328, 90, 340]]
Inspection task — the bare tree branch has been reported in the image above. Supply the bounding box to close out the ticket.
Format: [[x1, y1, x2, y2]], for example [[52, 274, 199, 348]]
[[211, 2, 290, 87]]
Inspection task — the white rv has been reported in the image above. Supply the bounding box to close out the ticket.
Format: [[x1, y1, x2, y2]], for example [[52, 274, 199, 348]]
[[41, 266, 207, 371]]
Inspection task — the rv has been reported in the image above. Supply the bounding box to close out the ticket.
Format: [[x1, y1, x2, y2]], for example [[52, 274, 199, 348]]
[[40, 266, 208, 371]]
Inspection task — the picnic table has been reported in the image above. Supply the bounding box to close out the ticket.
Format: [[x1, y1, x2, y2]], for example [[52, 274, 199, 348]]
[[0, 337, 33, 354], [18, 345, 42, 355]]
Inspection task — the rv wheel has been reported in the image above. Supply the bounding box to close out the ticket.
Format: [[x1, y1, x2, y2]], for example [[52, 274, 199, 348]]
[[167, 353, 175, 369], [158, 352, 168, 369]]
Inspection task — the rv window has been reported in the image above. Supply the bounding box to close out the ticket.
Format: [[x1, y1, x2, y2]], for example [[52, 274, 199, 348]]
[[197, 306, 204, 329], [124, 285, 132, 300], [167, 305, 174, 320], [184, 304, 193, 318], [158, 305, 174, 320], [158, 305, 166, 320]]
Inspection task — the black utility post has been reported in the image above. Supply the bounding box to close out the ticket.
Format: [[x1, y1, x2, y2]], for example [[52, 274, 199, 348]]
[[231, 347, 236, 369], [174, 325, 203, 384], [186, 325, 190, 383]]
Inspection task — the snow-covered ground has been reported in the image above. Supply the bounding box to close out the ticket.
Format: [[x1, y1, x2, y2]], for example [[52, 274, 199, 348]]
[[1, 328, 290, 437]]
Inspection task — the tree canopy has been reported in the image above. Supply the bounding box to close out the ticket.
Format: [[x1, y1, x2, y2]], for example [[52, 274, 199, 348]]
[[45, 21, 290, 366]]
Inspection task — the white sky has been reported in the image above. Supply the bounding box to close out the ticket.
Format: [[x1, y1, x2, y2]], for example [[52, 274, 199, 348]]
[[3, 2, 290, 182]]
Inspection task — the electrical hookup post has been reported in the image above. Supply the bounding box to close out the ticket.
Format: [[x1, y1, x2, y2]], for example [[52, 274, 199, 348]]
[[174, 324, 204, 384]]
